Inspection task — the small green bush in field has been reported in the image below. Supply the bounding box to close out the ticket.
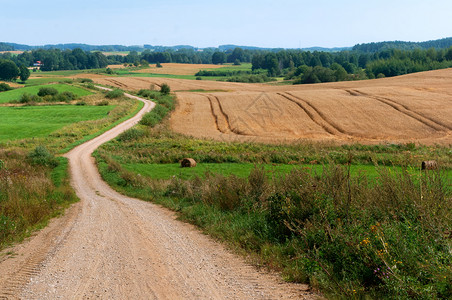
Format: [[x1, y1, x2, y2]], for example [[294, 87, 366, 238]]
[[105, 89, 124, 99], [37, 86, 58, 97], [160, 83, 170, 95], [27, 146, 59, 168], [117, 128, 146, 142], [0, 83, 12, 92]]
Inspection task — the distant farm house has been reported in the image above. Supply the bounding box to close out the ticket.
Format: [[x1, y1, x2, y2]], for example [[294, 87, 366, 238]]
[[33, 61, 43, 67]]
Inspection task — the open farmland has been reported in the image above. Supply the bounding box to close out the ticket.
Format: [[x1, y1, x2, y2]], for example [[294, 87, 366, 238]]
[[85, 67, 452, 144], [171, 68, 452, 145]]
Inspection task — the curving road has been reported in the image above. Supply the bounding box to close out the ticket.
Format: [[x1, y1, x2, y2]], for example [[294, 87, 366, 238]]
[[0, 89, 313, 299]]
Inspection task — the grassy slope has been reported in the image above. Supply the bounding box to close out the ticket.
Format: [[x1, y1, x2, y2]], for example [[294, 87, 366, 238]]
[[0, 83, 93, 103], [0, 105, 113, 141]]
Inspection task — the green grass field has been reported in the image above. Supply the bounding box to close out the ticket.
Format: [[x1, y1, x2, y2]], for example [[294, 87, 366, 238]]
[[121, 162, 452, 188], [0, 84, 93, 103], [0, 105, 113, 141], [25, 77, 71, 86]]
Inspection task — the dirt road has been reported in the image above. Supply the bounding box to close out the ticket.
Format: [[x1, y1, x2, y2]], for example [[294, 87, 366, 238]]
[[0, 90, 312, 299]]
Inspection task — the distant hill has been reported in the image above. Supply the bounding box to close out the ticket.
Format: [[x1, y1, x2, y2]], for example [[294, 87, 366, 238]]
[[301, 46, 352, 52], [0, 42, 351, 53], [2, 37, 452, 53], [353, 37, 452, 52]]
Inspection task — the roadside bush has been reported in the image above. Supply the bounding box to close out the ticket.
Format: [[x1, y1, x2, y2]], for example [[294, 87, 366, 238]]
[[137, 89, 154, 98], [160, 83, 170, 95], [83, 83, 96, 90], [139, 112, 160, 127], [117, 128, 146, 142], [75, 100, 87, 106], [27, 146, 59, 168], [37, 86, 58, 97], [0, 83, 12, 92], [105, 89, 124, 99]]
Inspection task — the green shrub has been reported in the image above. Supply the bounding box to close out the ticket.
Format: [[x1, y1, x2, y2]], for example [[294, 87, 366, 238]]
[[139, 112, 160, 127], [78, 78, 93, 83], [105, 89, 124, 99], [117, 128, 146, 142], [0, 83, 12, 92], [75, 100, 87, 106], [160, 83, 170, 95], [37, 86, 58, 97], [27, 146, 59, 168], [20, 93, 41, 103], [105, 67, 116, 75]]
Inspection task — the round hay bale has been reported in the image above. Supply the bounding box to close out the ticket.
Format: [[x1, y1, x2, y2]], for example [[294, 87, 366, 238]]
[[181, 158, 197, 168], [421, 160, 438, 170]]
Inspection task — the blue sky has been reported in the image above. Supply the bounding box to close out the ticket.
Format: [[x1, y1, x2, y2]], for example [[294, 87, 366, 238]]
[[2, 0, 452, 48]]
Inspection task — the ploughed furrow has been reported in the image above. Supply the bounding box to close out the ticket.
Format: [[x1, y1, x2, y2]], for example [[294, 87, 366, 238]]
[[351, 89, 451, 131], [278, 92, 343, 136], [105, 79, 128, 88], [210, 95, 251, 136], [205, 95, 231, 134], [135, 78, 162, 88]]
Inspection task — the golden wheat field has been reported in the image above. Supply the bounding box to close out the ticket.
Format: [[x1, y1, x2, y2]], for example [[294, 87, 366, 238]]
[[131, 63, 226, 75], [89, 68, 452, 145]]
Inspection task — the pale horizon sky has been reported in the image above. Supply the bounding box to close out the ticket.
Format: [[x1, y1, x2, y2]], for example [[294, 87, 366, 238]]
[[1, 0, 452, 49]]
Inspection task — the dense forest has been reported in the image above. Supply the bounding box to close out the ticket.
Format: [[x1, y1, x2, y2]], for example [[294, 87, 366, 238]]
[[1, 39, 452, 84], [353, 37, 452, 52]]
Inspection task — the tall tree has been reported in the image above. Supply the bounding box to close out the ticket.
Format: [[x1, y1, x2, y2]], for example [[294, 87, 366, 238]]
[[0, 59, 19, 81], [212, 52, 226, 65], [19, 64, 30, 82]]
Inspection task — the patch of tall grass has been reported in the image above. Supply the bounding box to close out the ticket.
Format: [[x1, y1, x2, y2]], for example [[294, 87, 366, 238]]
[[0, 149, 77, 249], [96, 151, 451, 299]]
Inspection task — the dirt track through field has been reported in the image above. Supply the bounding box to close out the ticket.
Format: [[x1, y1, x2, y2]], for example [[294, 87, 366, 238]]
[[0, 89, 313, 299]]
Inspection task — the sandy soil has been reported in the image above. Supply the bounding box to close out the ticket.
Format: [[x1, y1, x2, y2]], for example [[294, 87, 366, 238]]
[[0, 89, 314, 299]]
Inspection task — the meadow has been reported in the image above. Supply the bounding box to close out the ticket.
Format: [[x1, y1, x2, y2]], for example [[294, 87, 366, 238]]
[[0, 83, 92, 103], [0, 105, 113, 141], [95, 90, 451, 299]]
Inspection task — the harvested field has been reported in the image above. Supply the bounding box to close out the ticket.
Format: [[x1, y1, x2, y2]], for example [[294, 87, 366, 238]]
[[83, 68, 452, 145], [132, 63, 227, 75], [0, 51, 23, 55]]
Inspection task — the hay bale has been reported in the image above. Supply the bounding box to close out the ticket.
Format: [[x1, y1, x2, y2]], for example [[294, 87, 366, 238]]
[[181, 158, 197, 168], [421, 160, 438, 170]]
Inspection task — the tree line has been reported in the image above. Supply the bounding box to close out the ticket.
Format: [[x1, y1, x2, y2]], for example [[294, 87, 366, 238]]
[[0, 48, 109, 72], [2, 46, 452, 84], [353, 37, 452, 53], [251, 47, 452, 84]]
